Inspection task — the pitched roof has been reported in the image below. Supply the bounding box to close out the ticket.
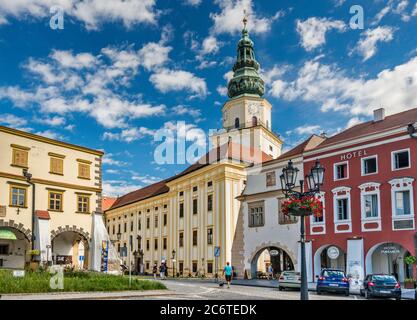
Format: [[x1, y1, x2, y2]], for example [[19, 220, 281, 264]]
[[109, 180, 170, 211], [108, 142, 272, 211], [260, 135, 326, 166], [102, 197, 117, 211], [35, 210, 50, 220], [315, 108, 417, 150]]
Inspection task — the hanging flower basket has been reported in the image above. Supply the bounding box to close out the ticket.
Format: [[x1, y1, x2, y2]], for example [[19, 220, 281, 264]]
[[282, 196, 323, 218]]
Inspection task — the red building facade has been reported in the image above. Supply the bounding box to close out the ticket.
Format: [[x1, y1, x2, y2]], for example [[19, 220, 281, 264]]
[[303, 108, 417, 284]]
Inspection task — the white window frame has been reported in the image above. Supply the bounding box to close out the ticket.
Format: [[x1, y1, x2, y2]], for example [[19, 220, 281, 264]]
[[310, 192, 326, 235], [332, 187, 352, 233], [333, 161, 349, 181], [358, 182, 381, 232], [361, 155, 378, 176], [391, 148, 411, 171], [389, 177, 415, 231]]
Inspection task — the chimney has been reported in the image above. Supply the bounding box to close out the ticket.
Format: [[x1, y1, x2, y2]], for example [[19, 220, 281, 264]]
[[373, 108, 385, 122]]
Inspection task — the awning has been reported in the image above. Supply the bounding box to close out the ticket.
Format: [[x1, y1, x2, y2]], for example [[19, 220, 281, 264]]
[[0, 229, 17, 240]]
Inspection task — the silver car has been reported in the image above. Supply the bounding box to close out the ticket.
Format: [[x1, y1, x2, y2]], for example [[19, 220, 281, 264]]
[[278, 271, 301, 291]]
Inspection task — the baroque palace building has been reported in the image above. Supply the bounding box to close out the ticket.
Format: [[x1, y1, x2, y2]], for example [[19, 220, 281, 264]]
[[104, 21, 283, 276], [0, 125, 112, 271]]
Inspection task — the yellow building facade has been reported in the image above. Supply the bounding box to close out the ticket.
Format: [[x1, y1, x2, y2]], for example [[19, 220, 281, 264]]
[[0, 126, 108, 270]]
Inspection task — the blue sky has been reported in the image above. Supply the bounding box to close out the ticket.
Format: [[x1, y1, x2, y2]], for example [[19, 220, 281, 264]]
[[1, 0, 417, 196]]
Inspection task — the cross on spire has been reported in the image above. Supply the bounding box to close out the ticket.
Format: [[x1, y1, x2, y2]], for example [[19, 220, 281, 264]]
[[243, 9, 248, 29]]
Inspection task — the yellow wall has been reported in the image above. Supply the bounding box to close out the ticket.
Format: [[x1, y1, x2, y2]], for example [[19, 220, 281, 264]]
[[105, 162, 247, 276], [0, 126, 103, 240]]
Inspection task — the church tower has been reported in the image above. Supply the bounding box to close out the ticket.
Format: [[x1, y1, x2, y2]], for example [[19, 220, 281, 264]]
[[211, 16, 282, 159]]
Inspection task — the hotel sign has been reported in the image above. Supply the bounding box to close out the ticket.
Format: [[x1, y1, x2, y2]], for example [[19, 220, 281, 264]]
[[340, 150, 368, 161]]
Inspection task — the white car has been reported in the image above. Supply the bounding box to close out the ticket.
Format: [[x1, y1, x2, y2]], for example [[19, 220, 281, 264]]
[[278, 271, 301, 291]]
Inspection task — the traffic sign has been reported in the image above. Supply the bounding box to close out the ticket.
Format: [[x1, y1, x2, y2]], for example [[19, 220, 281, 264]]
[[214, 246, 221, 257]]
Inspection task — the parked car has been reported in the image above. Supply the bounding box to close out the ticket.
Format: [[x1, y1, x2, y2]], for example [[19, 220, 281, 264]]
[[316, 269, 350, 296], [278, 271, 301, 291], [360, 274, 401, 300]]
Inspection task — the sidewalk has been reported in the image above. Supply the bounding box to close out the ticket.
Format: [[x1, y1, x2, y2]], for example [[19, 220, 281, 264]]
[[0, 289, 177, 300]]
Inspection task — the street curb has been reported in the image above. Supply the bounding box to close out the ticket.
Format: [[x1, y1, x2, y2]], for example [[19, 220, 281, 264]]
[[0, 290, 178, 300]]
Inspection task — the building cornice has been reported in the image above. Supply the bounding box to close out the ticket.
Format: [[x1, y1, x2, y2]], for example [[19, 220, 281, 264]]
[[0, 171, 101, 193], [0, 125, 104, 156]]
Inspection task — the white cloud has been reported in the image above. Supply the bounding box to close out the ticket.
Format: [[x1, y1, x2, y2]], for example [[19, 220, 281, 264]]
[[412, 2, 417, 15], [353, 26, 395, 61], [172, 105, 202, 118], [35, 129, 64, 140], [0, 45, 167, 128], [270, 56, 417, 118], [103, 127, 155, 143], [183, 0, 202, 7], [36, 116, 66, 126], [294, 125, 321, 135], [210, 0, 284, 35], [103, 181, 142, 197], [138, 42, 171, 71], [149, 69, 208, 98], [346, 117, 364, 128], [372, 0, 415, 24], [0, 113, 28, 129], [201, 36, 221, 55], [0, 0, 158, 30], [102, 153, 129, 166], [132, 174, 161, 185], [216, 86, 228, 96], [296, 17, 346, 52]]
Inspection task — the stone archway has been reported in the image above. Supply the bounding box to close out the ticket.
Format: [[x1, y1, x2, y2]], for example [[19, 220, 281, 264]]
[[0, 219, 32, 242], [365, 242, 412, 283], [0, 220, 32, 269], [248, 241, 297, 279], [313, 244, 346, 278], [51, 226, 90, 270]]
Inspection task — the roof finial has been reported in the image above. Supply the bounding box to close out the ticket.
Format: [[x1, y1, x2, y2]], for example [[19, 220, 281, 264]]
[[243, 9, 248, 29]]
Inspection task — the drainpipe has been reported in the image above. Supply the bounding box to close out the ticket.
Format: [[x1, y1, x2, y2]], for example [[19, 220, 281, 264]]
[[23, 169, 36, 260], [407, 123, 417, 139]]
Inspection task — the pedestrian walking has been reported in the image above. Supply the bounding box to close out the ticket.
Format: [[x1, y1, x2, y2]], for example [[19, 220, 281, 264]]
[[223, 262, 233, 289], [152, 263, 158, 280], [267, 264, 274, 280], [160, 263, 167, 280]]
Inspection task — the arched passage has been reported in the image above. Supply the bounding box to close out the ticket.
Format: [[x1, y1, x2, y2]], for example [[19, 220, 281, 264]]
[[0, 226, 31, 269], [365, 242, 412, 283], [313, 244, 346, 278], [250, 246, 295, 279], [51, 228, 90, 270]]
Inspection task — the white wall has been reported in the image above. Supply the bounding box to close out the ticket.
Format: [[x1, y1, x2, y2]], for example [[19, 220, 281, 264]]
[[241, 157, 303, 278]]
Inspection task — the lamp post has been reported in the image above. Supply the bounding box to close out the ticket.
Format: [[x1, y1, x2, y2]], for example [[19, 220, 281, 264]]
[[23, 169, 36, 262], [172, 249, 176, 278], [280, 159, 325, 301]]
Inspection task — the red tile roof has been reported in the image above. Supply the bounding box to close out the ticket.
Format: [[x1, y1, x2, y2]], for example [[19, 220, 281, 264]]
[[108, 142, 272, 211], [315, 108, 417, 151], [109, 180, 170, 211], [102, 197, 117, 211], [261, 135, 326, 166], [35, 210, 50, 220]]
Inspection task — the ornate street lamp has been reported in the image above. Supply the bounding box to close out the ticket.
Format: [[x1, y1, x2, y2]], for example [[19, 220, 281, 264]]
[[280, 159, 325, 301], [23, 169, 36, 262]]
